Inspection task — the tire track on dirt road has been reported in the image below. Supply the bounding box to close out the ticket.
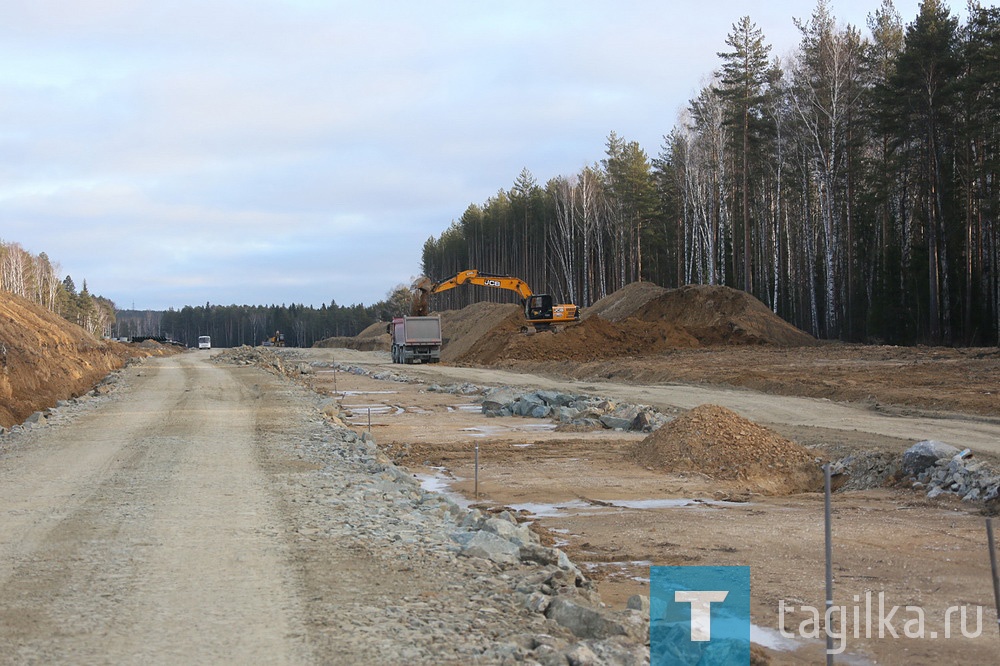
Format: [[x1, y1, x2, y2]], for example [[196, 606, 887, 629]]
[[0, 355, 309, 664]]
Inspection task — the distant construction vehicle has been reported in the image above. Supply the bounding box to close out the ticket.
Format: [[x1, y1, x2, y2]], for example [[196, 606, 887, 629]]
[[266, 331, 286, 347], [412, 269, 579, 332]]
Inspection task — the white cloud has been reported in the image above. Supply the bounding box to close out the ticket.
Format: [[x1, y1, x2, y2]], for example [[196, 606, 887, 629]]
[[0, 0, 937, 309]]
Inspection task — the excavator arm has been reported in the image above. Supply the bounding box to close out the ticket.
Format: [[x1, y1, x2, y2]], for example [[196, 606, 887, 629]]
[[411, 269, 579, 330], [429, 270, 534, 300]]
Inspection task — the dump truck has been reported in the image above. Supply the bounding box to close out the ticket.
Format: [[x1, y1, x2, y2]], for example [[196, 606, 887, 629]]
[[388, 316, 442, 364]]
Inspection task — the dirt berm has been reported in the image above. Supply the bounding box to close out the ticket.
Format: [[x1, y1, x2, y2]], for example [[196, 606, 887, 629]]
[[446, 283, 815, 364], [314, 282, 812, 365], [0, 290, 175, 428]]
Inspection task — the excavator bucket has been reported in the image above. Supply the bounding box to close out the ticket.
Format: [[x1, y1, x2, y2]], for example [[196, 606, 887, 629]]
[[410, 276, 435, 316]]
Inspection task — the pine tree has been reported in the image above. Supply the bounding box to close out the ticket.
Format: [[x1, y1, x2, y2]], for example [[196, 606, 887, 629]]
[[717, 16, 778, 294], [890, 0, 960, 342]]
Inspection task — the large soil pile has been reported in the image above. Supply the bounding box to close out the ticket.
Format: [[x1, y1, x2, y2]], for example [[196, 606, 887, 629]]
[[583, 282, 668, 322], [315, 320, 391, 351], [316, 281, 814, 365], [587, 282, 815, 346], [0, 291, 167, 428], [439, 303, 524, 363], [454, 282, 814, 364], [629, 404, 824, 495]]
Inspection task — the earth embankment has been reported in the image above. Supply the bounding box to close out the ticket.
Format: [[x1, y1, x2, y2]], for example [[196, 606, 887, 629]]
[[0, 290, 175, 427]]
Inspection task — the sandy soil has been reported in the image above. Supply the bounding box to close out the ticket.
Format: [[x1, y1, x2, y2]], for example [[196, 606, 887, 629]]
[[0, 290, 179, 428], [303, 348, 1000, 665], [0, 354, 312, 662]]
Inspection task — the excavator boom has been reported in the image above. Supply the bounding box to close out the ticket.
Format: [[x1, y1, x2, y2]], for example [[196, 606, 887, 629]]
[[426, 270, 533, 300], [411, 269, 579, 330]]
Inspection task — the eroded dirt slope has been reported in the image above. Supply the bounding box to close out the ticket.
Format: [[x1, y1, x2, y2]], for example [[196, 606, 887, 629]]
[[2, 292, 147, 427]]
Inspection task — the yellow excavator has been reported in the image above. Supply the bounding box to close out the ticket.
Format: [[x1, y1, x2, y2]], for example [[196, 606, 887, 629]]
[[412, 269, 580, 332]]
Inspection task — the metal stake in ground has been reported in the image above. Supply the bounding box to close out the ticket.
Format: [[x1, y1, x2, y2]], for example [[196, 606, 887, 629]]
[[367, 407, 371, 435], [824, 463, 834, 664], [474, 443, 479, 500], [987, 518, 1000, 641]]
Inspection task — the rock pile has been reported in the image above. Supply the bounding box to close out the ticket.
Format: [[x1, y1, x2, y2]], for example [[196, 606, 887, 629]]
[[481, 387, 672, 432], [903, 440, 1000, 502]]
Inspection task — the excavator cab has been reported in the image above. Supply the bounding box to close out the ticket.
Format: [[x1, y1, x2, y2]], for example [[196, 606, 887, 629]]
[[525, 294, 554, 323]]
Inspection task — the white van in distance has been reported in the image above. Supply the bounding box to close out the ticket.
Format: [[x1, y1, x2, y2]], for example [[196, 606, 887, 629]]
[[198, 336, 211, 350]]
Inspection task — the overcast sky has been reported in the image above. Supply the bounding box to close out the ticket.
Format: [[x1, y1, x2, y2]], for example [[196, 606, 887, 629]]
[[1, 0, 938, 310]]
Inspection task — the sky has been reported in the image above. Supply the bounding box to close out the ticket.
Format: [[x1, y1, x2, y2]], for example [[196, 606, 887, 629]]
[[0, 0, 941, 310]]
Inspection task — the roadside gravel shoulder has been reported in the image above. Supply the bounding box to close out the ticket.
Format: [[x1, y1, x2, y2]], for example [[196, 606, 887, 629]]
[[219, 347, 650, 664]]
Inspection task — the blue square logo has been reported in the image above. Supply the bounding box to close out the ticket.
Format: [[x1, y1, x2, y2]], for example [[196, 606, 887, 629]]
[[650, 566, 751, 665]]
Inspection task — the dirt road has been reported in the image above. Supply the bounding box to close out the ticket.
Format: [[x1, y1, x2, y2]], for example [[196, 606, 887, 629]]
[[0, 353, 647, 665], [0, 354, 310, 663]]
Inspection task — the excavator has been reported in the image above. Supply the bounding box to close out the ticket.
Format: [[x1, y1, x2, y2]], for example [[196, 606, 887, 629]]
[[411, 269, 579, 332]]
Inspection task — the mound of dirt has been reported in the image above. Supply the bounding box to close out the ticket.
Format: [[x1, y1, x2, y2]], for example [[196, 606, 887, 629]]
[[629, 404, 824, 495], [317, 281, 814, 365], [458, 314, 700, 364], [635, 284, 816, 346], [439, 302, 524, 363], [315, 320, 391, 351], [0, 290, 168, 428], [452, 283, 814, 365], [583, 282, 669, 322]]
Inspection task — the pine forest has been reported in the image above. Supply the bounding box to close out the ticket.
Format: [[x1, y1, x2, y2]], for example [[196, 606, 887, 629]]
[[421, 0, 1000, 345]]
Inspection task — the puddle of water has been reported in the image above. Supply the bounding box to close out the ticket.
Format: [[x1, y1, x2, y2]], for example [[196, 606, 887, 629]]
[[608, 498, 746, 510], [339, 390, 399, 396], [447, 404, 482, 413], [750, 624, 803, 652], [507, 500, 597, 517], [413, 471, 474, 510], [508, 498, 741, 518], [459, 424, 556, 438], [342, 404, 405, 418], [511, 443, 533, 448]]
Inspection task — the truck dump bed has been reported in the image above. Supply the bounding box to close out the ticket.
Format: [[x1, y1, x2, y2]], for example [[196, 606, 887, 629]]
[[390, 316, 442, 364]]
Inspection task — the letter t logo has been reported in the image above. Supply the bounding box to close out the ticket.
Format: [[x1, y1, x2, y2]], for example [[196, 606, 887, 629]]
[[675, 590, 729, 641]]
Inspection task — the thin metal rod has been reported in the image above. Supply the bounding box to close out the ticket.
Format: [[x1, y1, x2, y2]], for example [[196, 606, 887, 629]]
[[987, 518, 1000, 642], [367, 407, 371, 434], [825, 463, 834, 664], [474, 443, 480, 500]]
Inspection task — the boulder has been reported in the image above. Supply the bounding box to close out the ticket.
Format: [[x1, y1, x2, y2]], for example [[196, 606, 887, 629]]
[[482, 516, 538, 547], [598, 415, 633, 431], [482, 387, 520, 415], [545, 597, 628, 640], [902, 440, 960, 475], [460, 531, 521, 566]]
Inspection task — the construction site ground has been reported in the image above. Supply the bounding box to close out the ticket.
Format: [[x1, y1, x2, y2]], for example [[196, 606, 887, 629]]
[[303, 347, 1000, 665]]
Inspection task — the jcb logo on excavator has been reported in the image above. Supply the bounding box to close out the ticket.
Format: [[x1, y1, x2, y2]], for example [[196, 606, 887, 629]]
[[484, 279, 502, 287]]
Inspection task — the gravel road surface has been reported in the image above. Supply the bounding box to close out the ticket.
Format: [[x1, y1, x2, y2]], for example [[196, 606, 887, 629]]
[[0, 353, 646, 665]]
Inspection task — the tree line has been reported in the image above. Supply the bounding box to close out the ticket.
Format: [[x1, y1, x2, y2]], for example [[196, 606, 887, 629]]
[[1, 239, 408, 348], [115, 289, 411, 348], [0, 239, 116, 337], [421, 0, 1000, 345]]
